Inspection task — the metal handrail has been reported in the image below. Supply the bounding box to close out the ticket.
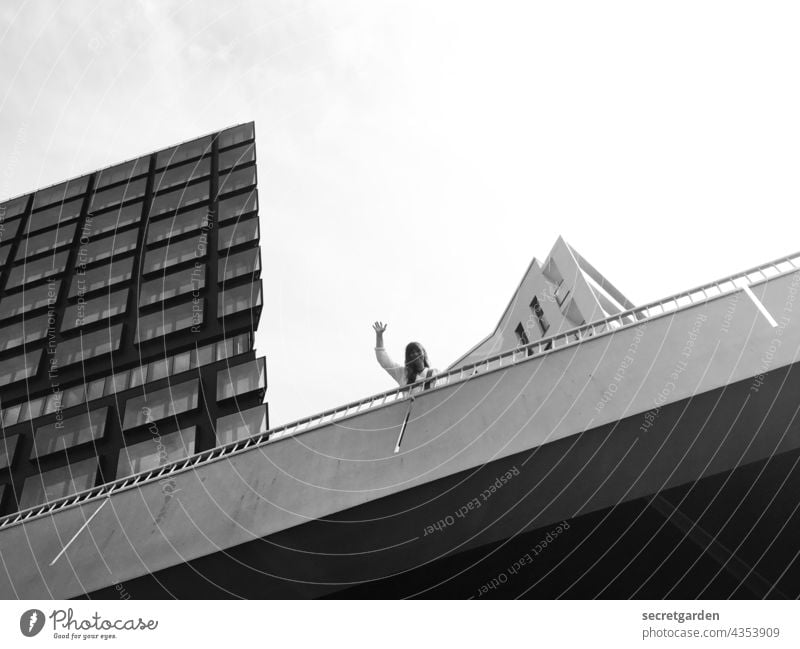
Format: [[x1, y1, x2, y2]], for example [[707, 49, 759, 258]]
[[1, 250, 798, 530]]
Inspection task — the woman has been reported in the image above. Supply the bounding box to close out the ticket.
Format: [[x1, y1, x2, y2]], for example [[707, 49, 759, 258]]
[[373, 321, 438, 388]]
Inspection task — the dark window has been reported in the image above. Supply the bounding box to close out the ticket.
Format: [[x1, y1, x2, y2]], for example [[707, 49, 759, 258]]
[[0, 348, 42, 387], [122, 378, 199, 430], [117, 426, 197, 478], [219, 123, 254, 149], [0, 196, 29, 219], [7, 250, 69, 286], [135, 299, 204, 342], [218, 191, 257, 224], [139, 265, 205, 305], [88, 201, 143, 236], [218, 142, 255, 173], [143, 235, 205, 273], [530, 296, 549, 335], [153, 157, 210, 192], [90, 177, 147, 212], [0, 244, 9, 266], [0, 280, 61, 319], [218, 280, 262, 317], [149, 181, 210, 217], [69, 256, 134, 297], [94, 158, 149, 189], [515, 323, 530, 346], [155, 136, 212, 169], [19, 457, 97, 509], [15, 222, 77, 260], [0, 215, 22, 240], [0, 315, 49, 352], [30, 407, 108, 459], [219, 247, 259, 282], [218, 166, 256, 197], [32, 176, 89, 210], [218, 217, 258, 251], [62, 288, 129, 331], [79, 227, 138, 264], [216, 357, 266, 400], [216, 404, 267, 445], [25, 197, 83, 235], [0, 434, 19, 470], [146, 205, 209, 244], [54, 323, 122, 367]]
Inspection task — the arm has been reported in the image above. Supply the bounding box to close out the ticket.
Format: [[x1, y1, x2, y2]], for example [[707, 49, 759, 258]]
[[373, 321, 405, 386]]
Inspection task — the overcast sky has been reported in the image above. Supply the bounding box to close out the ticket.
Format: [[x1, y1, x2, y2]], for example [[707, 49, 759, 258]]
[[2, 1, 799, 424]]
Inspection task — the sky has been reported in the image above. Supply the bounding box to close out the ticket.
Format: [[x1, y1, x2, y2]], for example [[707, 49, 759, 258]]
[[1, 1, 799, 425]]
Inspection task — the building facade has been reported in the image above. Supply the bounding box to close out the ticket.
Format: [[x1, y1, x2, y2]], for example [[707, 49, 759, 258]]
[[0, 122, 266, 516]]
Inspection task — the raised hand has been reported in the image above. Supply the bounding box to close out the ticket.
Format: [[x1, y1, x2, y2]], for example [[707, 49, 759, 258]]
[[372, 321, 387, 334]]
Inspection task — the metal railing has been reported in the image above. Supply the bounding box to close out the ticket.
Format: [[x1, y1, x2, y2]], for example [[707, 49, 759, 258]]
[[1, 250, 798, 531]]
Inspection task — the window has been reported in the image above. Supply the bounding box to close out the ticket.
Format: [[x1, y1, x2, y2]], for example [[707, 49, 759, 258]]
[[25, 197, 83, 235], [0, 434, 19, 470], [90, 177, 147, 212], [15, 222, 77, 260], [30, 407, 108, 459], [79, 227, 138, 264], [104, 370, 130, 395], [146, 205, 209, 244], [32, 176, 89, 210], [135, 299, 204, 342], [219, 247, 260, 282], [218, 191, 257, 224], [0, 215, 22, 240], [94, 158, 149, 189], [88, 201, 143, 236], [139, 265, 205, 305], [530, 296, 549, 335], [218, 280, 262, 317], [156, 136, 212, 169], [122, 378, 199, 430], [216, 357, 266, 400], [515, 323, 530, 346], [69, 256, 134, 297], [219, 123, 254, 149], [0, 315, 49, 352], [149, 181, 210, 217], [218, 142, 255, 173], [19, 457, 97, 509], [218, 166, 256, 197], [218, 217, 258, 251], [54, 323, 122, 367], [0, 280, 61, 319], [215, 404, 267, 445], [0, 348, 42, 387], [143, 234, 205, 273], [0, 244, 11, 266], [2, 404, 22, 428], [0, 195, 29, 219], [62, 288, 128, 331], [153, 157, 210, 192], [117, 426, 197, 478], [7, 250, 69, 286]]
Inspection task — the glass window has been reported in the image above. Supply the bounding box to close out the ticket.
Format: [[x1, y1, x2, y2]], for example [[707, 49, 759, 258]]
[[122, 378, 199, 430], [218, 166, 256, 197], [216, 357, 266, 400], [79, 227, 138, 264], [30, 407, 108, 459], [62, 384, 86, 409], [104, 370, 130, 395], [19, 397, 45, 422], [193, 343, 214, 369], [32, 176, 89, 210], [218, 280, 262, 317], [154, 158, 210, 193], [15, 222, 77, 260], [62, 288, 128, 331], [0, 434, 19, 469], [146, 205, 209, 244], [2, 404, 22, 428], [54, 323, 122, 367], [139, 265, 205, 305], [87, 378, 105, 401], [129, 365, 146, 388], [218, 217, 258, 251], [117, 426, 196, 478], [0, 280, 61, 319], [69, 256, 134, 297], [143, 235, 206, 273], [135, 299, 204, 343], [0, 215, 22, 241], [148, 357, 171, 382], [218, 142, 255, 173], [0, 195, 29, 219], [172, 351, 191, 374], [90, 177, 147, 212], [0, 244, 10, 266], [0, 348, 42, 387], [44, 391, 63, 415], [94, 158, 149, 189], [149, 181, 210, 217], [88, 201, 143, 236], [219, 247, 260, 282], [8, 250, 69, 286], [215, 404, 267, 445], [219, 123, 254, 149], [0, 315, 49, 352], [25, 197, 83, 235], [218, 191, 257, 224], [19, 457, 97, 509], [156, 136, 212, 169]]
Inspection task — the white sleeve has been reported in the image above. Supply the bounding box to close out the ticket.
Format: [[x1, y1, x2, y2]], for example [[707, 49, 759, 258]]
[[375, 347, 406, 386]]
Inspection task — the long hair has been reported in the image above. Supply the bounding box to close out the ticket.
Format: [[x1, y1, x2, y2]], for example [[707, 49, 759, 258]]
[[404, 342, 430, 385]]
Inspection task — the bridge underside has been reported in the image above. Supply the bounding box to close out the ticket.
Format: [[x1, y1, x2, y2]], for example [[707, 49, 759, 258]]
[[84, 360, 800, 600]]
